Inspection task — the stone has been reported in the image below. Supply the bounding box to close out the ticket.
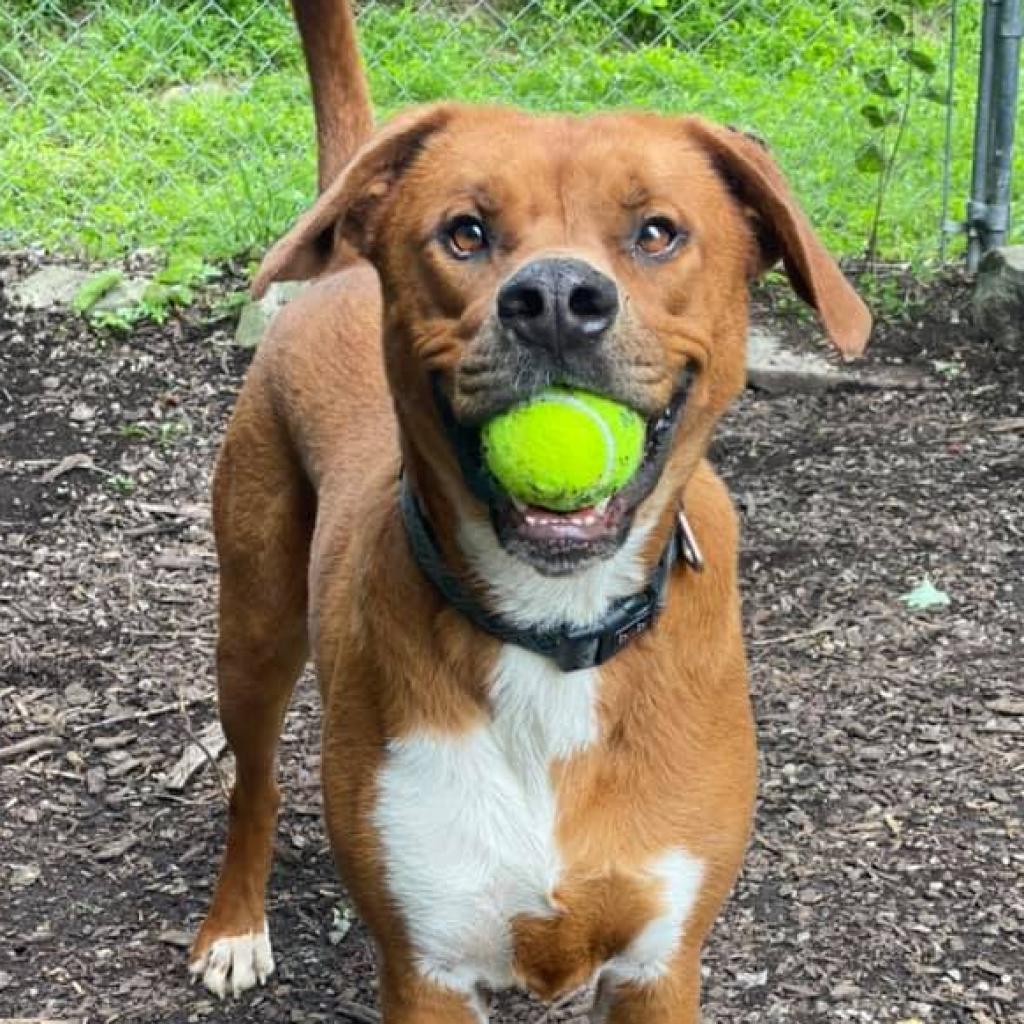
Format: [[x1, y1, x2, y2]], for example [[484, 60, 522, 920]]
[[234, 281, 307, 348], [7, 265, 150, 313], [746, 326, 851, 393], [746, 326, 930, 393], [973, 245, 1024, 345], [9, 266, 91, 309]]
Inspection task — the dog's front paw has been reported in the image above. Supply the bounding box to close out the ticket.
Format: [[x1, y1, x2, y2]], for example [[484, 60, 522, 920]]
[[189, 924, 275, 998]]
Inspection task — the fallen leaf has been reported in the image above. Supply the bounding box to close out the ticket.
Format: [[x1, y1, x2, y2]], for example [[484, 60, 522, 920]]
[[899, 579, 950, 611]]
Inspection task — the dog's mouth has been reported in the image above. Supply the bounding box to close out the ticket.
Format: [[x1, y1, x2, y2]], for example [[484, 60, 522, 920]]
[[435, 375, 690, 576]]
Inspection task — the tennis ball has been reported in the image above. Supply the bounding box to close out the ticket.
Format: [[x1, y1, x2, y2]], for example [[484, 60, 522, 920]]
[[481, 387, 645, 511]]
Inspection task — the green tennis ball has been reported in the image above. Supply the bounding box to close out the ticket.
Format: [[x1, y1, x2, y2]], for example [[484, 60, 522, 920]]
[[481, 387, 645, 511]]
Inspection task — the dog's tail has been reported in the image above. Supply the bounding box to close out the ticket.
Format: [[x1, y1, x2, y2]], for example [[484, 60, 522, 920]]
[[290, 0, 374, 192]]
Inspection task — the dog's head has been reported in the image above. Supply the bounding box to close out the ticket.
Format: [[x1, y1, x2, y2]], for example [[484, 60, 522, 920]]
[[256, 105, 870, 576]]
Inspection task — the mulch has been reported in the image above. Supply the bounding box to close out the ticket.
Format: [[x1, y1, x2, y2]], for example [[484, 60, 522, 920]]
[[0, 250, 1020, 1023]]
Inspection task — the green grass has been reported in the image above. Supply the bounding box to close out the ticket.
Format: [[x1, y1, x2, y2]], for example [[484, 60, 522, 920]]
[[1, 0, 1020, 264]]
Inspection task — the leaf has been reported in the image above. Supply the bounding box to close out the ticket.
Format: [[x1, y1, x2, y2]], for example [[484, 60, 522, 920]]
[[156, 253, 218, 287], [899, 579, 950, 611], [863, 67, 902, 98], [72, 269, 124, 313], [923, 84, 951, 105], [874, 8, 907, 34], [855, 141, 886, 174], [860, 104, 899, 128], [900, 48, 938, 74]]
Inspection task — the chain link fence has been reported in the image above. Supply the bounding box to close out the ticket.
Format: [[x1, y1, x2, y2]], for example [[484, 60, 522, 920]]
[[1, 0, 1020, 265]]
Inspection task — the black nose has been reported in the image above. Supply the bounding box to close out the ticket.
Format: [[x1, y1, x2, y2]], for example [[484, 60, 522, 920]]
[[497, 258, 619, 352]]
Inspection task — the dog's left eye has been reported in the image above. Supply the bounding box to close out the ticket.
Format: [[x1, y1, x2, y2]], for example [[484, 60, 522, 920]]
[[635, 217, 685, 259], [444, 215, 489, 259]]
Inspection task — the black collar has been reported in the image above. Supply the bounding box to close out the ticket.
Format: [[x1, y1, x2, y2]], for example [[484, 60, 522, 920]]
[[399, 477, 703, 673]]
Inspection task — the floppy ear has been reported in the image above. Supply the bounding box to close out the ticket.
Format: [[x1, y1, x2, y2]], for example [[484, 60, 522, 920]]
[[252, 103, 456, 298], [683, 117, 872, 357]]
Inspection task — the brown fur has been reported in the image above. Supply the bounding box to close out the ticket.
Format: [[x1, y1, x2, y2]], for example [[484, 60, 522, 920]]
[[191, 3, 870, 1020]]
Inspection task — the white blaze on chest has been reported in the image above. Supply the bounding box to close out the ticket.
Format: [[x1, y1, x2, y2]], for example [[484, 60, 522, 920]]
[[374, 513, 704, 1002], [372, 645, 599, 992]]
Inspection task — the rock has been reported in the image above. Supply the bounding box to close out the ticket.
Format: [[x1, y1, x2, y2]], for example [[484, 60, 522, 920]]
[[9, 266, 91, 309], [234, 281, 307, 348], [7, 265, 150, 312], [747, 327, 852, 393], [973, 245, 1024, 345], [747, 326, 931, 393]]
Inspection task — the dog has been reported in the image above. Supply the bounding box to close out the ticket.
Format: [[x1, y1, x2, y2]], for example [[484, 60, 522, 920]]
[[188, 1, 871, 1019]]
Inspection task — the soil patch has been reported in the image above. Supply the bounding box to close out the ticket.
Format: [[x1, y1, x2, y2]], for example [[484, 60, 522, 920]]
[[1, 254, 1021, 1023]]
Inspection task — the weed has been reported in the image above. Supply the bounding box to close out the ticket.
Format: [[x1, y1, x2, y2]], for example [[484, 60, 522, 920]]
[[119, 420, 190, 448], [855, 2, 952, 262], [72, 270, 125, 313], [108, 474, 136, 495], [84, 251, 220, 330]]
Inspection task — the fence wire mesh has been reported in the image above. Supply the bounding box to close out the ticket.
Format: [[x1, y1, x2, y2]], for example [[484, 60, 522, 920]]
[[0, 0, 1020, 264]]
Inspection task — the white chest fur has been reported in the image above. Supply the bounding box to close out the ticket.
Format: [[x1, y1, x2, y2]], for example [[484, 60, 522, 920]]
[[372, 645, 598, 992], [373, 514, 704, 1008], [372, 643, 705, 1006]]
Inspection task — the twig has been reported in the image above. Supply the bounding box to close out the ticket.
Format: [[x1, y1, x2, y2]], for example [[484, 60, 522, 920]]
[[169, 690, 229, 801], [535, 983, 596, 1023], [0, 734, 61, 762], [72, 699, 204, 734], [991, 417, 1024, 433], [165, 718, 227, 797], [124, 521, 189, 538], [750, 617, 839, 647], [38, 453, 102, 483]]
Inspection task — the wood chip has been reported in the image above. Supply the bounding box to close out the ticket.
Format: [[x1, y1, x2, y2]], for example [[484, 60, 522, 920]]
[[163, 720, 226, 791], [94, 834, 139, 862], [0, 734, 61, 762]]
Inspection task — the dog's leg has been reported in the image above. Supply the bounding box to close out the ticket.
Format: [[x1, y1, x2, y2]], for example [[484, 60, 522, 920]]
[[190, 387, 314, 997], [377, 958, 488, 1024], [591, 952, 701, 1024]]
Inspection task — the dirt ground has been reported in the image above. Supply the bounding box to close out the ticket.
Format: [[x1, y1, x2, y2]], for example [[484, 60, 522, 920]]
[[0, 251, 1021, 1024]]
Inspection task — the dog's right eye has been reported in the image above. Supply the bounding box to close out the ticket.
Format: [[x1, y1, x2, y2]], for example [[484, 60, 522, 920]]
[[444, 216, 489, 259]]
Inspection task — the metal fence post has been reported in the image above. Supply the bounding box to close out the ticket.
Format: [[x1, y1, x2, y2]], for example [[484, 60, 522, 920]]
[[968, 0, 1023, 271]]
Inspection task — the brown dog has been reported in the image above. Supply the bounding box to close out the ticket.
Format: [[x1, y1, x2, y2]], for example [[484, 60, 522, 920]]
[[189, 1, 871, 1019]]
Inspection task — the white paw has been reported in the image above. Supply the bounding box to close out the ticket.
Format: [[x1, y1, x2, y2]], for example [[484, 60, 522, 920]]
[[189, 925, 275, 998]]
